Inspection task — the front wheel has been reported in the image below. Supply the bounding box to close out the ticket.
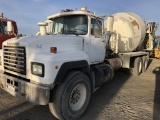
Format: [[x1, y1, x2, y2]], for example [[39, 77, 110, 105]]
[[49, 71, 91, 120]]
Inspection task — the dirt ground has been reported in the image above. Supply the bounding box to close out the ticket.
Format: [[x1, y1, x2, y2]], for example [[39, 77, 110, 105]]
[[0, 58, 160, 120]]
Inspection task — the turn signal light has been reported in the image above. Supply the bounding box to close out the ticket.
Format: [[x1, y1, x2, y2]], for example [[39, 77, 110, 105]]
[[50, 47, 57, 53]]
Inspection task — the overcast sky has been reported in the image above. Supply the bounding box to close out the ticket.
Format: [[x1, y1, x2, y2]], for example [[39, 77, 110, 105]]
[[0, 0, 160, 35]]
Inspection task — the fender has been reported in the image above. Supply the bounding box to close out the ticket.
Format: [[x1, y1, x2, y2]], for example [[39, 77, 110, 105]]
[[54, 60, 90, 84]]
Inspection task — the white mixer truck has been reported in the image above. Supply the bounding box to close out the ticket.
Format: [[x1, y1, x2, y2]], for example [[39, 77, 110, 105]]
[[0, 7, 157, 120]]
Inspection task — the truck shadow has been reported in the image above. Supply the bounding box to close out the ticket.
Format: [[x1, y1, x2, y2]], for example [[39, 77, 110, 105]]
[[153, 67, 160, 120], [0, 103, 57, 120], [148, 58, 153, 68], [0, 102, 29, 116], [5, 105, 56, 120], [0, 90, 56, 120], [81, 69, 131, 120]]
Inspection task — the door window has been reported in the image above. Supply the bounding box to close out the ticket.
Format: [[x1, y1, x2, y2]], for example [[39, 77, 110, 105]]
[[91, 18, 102, 37]]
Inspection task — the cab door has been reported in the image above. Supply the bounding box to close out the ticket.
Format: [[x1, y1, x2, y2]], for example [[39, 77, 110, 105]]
[[90, 17, 106, 63]]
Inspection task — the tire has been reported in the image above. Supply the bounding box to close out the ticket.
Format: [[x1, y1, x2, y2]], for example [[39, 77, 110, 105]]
[[142, 56, 149, 72], [103, 64, 114, 83], [49, 71, 91, 120], [133, 57, 143, 76]]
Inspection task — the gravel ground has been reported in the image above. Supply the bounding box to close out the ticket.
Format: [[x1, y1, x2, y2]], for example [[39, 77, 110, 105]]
[[0, 58, 160, 120]]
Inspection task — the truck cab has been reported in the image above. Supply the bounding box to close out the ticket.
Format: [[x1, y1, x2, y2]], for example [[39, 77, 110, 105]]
[[40, 8, 106, 64], [0, 12, 18, 49]]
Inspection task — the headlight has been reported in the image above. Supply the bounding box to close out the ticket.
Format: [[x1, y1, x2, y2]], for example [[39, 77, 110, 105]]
[[31, 62, 44, 77]]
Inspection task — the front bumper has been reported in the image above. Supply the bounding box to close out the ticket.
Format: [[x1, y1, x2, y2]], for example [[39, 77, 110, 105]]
[[0, 73, 50, 105]]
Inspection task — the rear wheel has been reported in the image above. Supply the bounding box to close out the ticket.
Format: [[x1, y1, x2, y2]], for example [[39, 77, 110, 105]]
[[49, 71, 91, 120], [142, 56, 149, 72], [133, 57, 143, 76]]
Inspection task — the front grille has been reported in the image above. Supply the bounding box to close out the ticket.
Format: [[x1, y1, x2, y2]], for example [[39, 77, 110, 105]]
[[3, 46, 26, 75]]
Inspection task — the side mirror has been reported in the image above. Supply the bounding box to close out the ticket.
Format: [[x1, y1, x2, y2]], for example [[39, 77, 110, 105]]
[[7, 21, 13, 32]]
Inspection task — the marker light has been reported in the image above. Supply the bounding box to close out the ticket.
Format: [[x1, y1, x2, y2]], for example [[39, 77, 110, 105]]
[[50, 47, 57, 53]]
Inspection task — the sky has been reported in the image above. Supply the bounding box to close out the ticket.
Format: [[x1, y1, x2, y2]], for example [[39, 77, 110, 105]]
[[0, 0, 160, 35]]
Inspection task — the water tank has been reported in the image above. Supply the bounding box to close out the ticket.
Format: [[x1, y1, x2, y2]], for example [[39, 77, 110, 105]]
[[105, 12, 147, 53]]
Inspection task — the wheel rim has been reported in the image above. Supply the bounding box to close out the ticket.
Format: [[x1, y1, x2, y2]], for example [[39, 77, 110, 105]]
[[69, 83, 87, 111], [139, 59, 142, 73]]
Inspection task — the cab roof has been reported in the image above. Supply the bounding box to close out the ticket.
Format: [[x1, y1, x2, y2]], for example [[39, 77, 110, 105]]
[[0, 17, 16, 23], [47, 10, 101, 20]]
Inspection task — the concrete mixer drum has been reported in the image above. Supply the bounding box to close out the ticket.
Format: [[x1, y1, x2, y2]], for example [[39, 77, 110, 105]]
[[105, 12, 147, 53]]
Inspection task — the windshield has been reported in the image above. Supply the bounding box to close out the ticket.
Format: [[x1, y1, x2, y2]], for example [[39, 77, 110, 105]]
[[0, 21, 7, 35], [50, 15, 88, 35]]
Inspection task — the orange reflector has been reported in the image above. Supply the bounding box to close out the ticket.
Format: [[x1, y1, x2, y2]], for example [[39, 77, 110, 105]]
[[50, 47, 57, 53]]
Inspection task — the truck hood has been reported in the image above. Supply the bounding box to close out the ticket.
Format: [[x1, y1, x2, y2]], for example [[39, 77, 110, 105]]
[[3, 35, 84, 57]]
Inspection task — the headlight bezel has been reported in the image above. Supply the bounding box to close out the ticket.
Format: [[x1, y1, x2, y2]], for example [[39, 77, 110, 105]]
[[31, 62, 45, 77]]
